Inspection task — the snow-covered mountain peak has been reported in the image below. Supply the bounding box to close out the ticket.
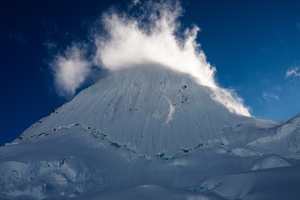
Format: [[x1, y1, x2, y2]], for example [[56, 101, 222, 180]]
[[2, 65, 300, 200], [18, 65, 251, 156]]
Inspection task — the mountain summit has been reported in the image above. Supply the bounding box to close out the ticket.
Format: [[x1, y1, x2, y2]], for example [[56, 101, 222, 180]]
[[18, 66, 252, 157], [1, 66, 300, 199]]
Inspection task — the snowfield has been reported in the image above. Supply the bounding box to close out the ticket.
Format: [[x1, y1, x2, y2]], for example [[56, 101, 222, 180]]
[[1, 67, 300, 199]]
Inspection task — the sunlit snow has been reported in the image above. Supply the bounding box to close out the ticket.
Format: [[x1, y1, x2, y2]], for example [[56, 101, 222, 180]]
[[1, 1, 300, 199]]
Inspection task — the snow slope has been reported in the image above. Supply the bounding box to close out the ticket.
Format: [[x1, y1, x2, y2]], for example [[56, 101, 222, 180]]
[[1, 66, 300, 199], [197, 166, 300, 200], [16, 66, 265, 156]]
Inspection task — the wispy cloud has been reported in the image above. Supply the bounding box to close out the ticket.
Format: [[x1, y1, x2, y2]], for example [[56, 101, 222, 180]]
[[132, 0, 140, 5], [51, 45, 92, 98], [43, 40, 57, 51], [6, 30, 27, 44], [262, 91, 280, 101], [275, 85, 282, 91], [286, 67, 300, 78]]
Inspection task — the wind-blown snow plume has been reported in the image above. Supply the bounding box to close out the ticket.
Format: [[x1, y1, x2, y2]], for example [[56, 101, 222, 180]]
[[50, 0, 250, 116], [95, 1, 216, 88], [52, 45, 92, 97]]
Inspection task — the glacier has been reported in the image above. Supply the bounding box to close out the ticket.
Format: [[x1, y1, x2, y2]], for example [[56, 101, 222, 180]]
[[1, 66, 300, 199]]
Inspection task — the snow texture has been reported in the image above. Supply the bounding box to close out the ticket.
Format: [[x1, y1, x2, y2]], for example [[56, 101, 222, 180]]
[[1, 67, 300, 199]]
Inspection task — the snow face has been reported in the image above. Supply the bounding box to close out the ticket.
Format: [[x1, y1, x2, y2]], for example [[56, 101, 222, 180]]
[[17, 66, 252, 157], [1, 67, 300, 199]]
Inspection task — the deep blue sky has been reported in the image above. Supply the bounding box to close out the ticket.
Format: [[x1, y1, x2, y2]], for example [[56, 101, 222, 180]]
[[1, 0, 300, 146]]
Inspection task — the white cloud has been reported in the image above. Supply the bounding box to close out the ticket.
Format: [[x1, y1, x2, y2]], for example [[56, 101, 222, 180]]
[[212, 88, 250, 116], [95, 12, 216, 88], [132, 0, 140, 5], [50, 0, 250, 116], [93, 0, 250, 116], [52, 45, 92, 97], [262, 92, 280, 101], [286, 67, 300, 78], [43, 40, 57, 51]]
